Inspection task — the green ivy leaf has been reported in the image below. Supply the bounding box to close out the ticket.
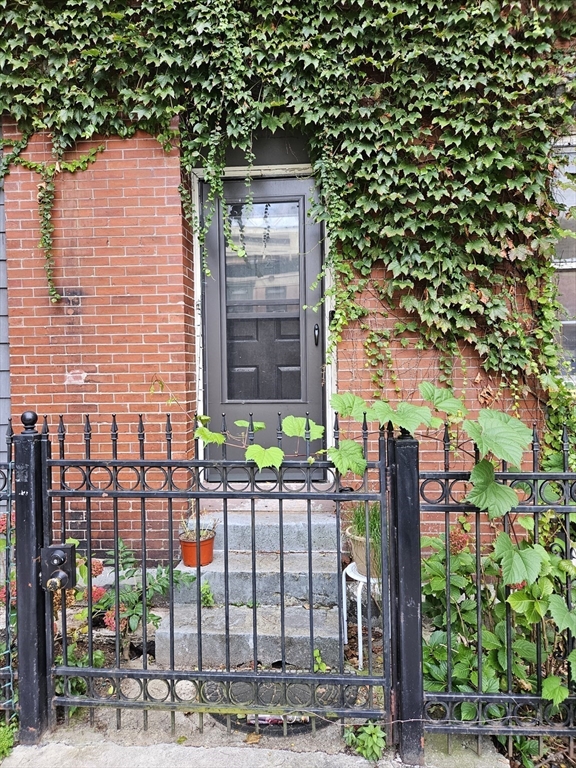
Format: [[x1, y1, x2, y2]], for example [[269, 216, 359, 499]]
[[281, 415, 324, 441], [512, 638, 537, 664], [494, 533, 547, 585], [464, 460, 519, 518], [507, 590, 548, 624], [462, 411, 532, 466], [548, 594, 576, 635], [371, 401, 438, 433], [327, 440, 366, 476], [245, 445, 284, 470], [330, 393, 370, 422], [567, 649, 576, 681], [541, 675, 570, 707], [194, 426, 225, 445], [234, 420, 266, 432], [419, 382, 468, 416]]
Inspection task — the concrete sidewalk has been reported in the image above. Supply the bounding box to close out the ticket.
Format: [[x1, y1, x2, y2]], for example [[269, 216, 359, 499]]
[[1, 735, 510, 768], [0, 710, 510, 768]]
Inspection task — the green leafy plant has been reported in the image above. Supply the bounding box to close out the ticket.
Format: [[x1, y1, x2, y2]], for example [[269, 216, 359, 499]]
[[193, 381, 533, 522], [422, 512, 576, 725], [200, 582, 215, 608], [91, 539, 195, 655], [346, 502, 382, 578], [496, 735, 540, 768], [313, 648, 329, 673], [344, 720, 386, 763], [54, 643, 106, 713], [0, 718, 16, 759]]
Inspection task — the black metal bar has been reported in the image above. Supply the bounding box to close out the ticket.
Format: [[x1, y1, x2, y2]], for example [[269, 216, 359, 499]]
[[392, 432, 424, 766], [14, 411, 49, 744]]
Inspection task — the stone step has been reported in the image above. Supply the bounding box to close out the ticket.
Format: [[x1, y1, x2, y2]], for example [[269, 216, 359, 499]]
[[197, 508, 339, 552], [155, 604, 340, 669], [176, 550, 340, 607]]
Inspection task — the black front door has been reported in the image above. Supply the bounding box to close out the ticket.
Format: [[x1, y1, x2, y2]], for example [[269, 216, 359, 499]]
[[202, 177, 324, 459]]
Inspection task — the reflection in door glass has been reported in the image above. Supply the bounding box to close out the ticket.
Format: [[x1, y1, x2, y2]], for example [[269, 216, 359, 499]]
[[225, 201, 302, 400]]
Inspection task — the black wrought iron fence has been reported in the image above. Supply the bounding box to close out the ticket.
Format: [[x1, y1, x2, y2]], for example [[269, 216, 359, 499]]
[[9, 411, 424, 764], [420, 425, 576, 758]]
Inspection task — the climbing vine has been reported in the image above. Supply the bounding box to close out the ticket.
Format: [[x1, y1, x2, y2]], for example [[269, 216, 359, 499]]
[[0, 0, 576, 436]]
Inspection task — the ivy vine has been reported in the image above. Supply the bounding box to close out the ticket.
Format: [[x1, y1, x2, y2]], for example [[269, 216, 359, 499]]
[[1, 0, 576, 441]]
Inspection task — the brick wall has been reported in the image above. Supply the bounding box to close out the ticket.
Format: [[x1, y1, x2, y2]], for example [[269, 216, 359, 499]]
[[3, 122, 195, 557], [4, 124, 195, 444]]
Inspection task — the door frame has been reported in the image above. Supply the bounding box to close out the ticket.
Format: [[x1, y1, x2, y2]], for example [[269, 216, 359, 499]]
[[190, 164, 336, 453]]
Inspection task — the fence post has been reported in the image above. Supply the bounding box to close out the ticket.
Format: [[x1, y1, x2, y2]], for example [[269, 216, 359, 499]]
[[14, 411, 48, 743], [392, 432, 424, 766]]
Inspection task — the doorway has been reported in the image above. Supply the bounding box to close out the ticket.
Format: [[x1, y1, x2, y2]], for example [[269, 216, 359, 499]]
[[201, 176, 324, 459]]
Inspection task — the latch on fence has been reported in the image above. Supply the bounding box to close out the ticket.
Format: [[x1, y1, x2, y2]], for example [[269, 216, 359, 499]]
[[40, 544, 76, 592]]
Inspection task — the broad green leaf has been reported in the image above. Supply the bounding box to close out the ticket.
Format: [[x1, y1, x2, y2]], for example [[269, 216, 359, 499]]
[[541, 675, 570, 707], [507, 591, 548, 623], [371, 401, 439, 433], [281, 415, 324, 441], [419, 382, 468, 415], [327, 440, 367, 476], [459, 702, 477, 721], [559, 559, 576, 578], [512, 638, 537, 664], [567, 649, 576, 681], [394, 402, 438, 432], [548, 594, 576, 634], [370, 401, 395, 426], [245, 445, 284, 471], [480, 630, 502, 650], [494, 533, 546, 584], [462, 410, 532, 465], [464, 460, 519, 518], [194, 426, 225, 445], [330, 393, 370, 422], [234, 420, 266, 432]]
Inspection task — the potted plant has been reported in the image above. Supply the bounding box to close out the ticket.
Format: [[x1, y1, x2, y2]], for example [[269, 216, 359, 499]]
[[345, 502, 381, 578], [179, 503, 218, 567]]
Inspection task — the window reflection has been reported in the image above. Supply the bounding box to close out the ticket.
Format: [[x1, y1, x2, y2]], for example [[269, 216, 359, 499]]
[[226, 202, 300, 315]]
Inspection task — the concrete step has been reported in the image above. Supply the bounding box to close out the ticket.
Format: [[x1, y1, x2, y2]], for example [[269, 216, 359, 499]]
[[198, 508, 339, 552], [155, 604, 340, 668], [176, 550, 340, 607]]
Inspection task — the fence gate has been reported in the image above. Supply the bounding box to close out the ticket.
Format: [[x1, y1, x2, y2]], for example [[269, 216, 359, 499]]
[[12, 411, 425, 764]]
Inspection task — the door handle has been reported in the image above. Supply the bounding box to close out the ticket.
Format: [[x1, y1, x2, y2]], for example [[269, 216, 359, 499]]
[[314, 324, 320, 346]]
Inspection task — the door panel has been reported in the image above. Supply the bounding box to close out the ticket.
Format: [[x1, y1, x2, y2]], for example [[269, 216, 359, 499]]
[[202, 177, 324, 461]]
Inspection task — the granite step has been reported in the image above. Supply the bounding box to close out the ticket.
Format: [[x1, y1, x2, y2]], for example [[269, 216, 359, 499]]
[[155, 604, 341, 669], [198, 508, 339, 552], [175, 550, 340, 607]]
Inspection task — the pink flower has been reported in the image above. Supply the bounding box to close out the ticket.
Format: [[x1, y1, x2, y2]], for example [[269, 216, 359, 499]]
[[0, 513, 15, 536], [91, 559, 104, 577], [103, 609, 116, 631], [104, 605, 127, 633], [0, 582, 16, 606], [84, 586, 107, 604]]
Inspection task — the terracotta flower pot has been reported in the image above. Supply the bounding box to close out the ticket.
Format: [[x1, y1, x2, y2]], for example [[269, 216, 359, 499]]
[[180, 531, 216, 567]]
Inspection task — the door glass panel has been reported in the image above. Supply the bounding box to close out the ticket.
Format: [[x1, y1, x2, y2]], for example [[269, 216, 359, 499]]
[[225, 201, 301, 400]]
